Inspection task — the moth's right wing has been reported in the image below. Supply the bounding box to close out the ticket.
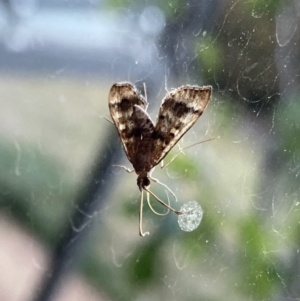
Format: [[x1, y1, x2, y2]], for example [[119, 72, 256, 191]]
[[150, 85, 212, 166], [108, 82, 149, 164]]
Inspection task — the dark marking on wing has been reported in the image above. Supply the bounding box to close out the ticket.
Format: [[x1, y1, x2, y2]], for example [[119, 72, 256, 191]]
[[108, 82, 148, 164]]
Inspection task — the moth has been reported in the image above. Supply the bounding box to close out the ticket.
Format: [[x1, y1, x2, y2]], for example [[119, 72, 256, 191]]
[[108, 82, 212, 236]]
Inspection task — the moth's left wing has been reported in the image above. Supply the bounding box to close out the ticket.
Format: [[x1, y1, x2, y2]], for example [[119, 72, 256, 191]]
[[108, 82, 148, 164], [150, 85, 212, 166]]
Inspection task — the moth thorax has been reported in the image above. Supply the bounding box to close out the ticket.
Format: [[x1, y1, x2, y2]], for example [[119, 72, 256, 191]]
[[137, 175, 150, 190]]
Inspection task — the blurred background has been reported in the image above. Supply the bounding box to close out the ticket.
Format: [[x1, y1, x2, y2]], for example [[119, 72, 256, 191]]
[[0, 0, 299, 300]]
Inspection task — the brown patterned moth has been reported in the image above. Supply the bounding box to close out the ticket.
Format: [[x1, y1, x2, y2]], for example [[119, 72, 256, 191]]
[[108, 82, 212, 236]]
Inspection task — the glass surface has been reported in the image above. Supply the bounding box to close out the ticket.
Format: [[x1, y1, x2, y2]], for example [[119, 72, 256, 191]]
[[0, 0, 299, 300]]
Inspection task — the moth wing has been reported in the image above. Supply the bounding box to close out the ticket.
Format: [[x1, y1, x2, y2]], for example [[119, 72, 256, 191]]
[[150, 85, 212, 166], [132, 105, 155, 139], [108, 82, 148, 164]]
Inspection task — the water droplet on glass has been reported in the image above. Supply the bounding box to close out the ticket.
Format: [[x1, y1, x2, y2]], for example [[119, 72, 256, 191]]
[[178, 201, 203, 232]]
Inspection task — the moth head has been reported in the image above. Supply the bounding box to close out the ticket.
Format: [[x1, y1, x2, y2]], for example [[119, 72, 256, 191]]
[[137, 175, 150, 191]]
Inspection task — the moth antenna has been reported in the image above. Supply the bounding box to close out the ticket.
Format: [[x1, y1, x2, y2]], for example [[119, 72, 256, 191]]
[[164, 73, 170, 94], [162, 137, 218, 169], [150, 176, 177, 202], [146, 189, 170, 216], [103, 116, 114, 124], [139, 190, 149, 237], [143, 82, 147, 104], [143, 187, 182, 215]]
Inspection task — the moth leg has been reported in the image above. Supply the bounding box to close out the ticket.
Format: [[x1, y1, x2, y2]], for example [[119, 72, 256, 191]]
[[150, 176, 177, 202], [112, 165, 134, 173], [144, 187, 182, 215], [139, 190, 149, 237], [146, 189, 169, 216], [160, 145, 185, 169], [162, 137, 217, 169], [160, 160, 164, 169]]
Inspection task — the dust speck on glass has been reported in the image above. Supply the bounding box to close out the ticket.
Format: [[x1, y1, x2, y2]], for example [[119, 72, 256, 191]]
[[178, 201, 203, 232]]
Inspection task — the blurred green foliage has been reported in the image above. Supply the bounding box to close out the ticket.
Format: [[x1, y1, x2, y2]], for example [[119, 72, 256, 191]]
[[237, 215, 279, 298], [244, 0, 283, 16], [196, 37, 223, 75], [106, 0, 185, 21], [277, 95, 300, 158], [0, 138, 76, 246]]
